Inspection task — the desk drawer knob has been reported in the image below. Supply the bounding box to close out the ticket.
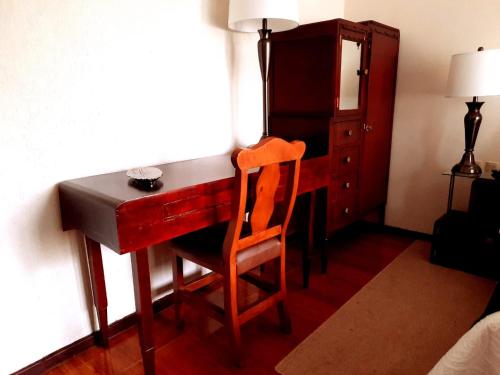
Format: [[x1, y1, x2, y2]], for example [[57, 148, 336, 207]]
[[345, 129, 353, 137], [343, 207, 350, 215], [343, 156, 351, 164], [343, 182, 350, 189]]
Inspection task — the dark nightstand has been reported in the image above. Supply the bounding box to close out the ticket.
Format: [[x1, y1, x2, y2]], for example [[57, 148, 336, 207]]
[[431, 176, 500, 279]]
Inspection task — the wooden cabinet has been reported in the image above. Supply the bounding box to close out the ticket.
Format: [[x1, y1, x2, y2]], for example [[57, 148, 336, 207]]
[[269, 19, 399, 234]]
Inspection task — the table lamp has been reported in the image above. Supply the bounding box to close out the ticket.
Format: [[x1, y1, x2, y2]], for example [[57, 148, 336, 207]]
[[446, 47, 500, 176], [228, 0, 299, 138]]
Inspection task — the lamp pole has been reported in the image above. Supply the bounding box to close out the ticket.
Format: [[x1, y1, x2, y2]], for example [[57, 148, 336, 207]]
[[258, 18, 272, 138]]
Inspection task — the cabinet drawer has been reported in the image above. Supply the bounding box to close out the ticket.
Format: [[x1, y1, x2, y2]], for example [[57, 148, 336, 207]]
[[329, 173, 358, 202], [328, 195, 358, 231], [330, 173, 358, 202], [331, 146, 359, 176], [333, 121, 361, 146]]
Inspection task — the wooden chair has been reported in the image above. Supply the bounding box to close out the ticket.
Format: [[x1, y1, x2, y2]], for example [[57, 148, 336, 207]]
[[169, 136, 305, 363]]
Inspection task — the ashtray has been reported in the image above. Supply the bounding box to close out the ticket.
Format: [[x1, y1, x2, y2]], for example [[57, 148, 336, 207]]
[[127, 167, 163, 191], [492, 169, 500, 181]]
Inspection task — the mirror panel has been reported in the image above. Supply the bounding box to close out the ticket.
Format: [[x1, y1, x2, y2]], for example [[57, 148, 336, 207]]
[[339, 39, 362, 110]]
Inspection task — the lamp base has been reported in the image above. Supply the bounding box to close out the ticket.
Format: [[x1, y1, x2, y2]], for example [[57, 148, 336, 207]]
[[452, 100, 484, 177], [452, 151, 482, 176]]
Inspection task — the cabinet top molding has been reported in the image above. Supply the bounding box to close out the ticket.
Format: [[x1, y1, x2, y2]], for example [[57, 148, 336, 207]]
[[271, 18, 399, 42]]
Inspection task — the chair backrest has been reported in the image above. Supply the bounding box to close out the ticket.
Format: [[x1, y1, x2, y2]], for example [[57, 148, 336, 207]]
[[223, 137, 306, 261]]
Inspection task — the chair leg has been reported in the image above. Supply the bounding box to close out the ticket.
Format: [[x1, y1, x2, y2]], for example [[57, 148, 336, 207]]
[[224, 266, 242, 366], [277, 301, 292, 334], [172, 255, 185, 330], [303, 190, 316, 289], [274, 257, 292, 334]]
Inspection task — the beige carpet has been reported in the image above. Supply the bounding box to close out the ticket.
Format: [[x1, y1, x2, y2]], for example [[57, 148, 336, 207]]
[[276, 241, 496, 375]]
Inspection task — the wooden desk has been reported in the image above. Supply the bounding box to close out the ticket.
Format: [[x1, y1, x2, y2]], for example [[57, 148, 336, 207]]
[[59, 153, 328, 374]]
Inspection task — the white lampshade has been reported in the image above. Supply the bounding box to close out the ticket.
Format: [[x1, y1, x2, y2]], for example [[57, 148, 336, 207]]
[[228, 0, 299, 32], [446, 49, 500, 98]]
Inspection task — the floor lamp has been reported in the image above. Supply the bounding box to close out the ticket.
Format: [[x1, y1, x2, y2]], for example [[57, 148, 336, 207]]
[[446, 47, 500, 176], [228, 0, 299, 138]]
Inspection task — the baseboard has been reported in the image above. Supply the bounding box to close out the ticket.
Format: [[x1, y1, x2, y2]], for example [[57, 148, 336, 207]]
[[334, 220, 432, 242], [11, 294, 173, 375], [360, 220, 432, 241], [380, 224, 433, 242]]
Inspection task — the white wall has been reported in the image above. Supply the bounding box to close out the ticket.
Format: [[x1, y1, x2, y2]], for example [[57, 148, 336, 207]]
[[0, 1, 343, 373], [299, 0, 344, 25], [345, 0, 500, 233]]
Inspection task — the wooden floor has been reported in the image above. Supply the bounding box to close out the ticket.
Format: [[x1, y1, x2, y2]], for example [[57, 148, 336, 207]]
[[45, 226, 416, 375]]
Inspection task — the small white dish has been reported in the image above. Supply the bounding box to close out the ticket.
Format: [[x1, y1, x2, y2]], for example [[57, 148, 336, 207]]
[[126, 167, 163, 181], [127, 167, 163, 191]]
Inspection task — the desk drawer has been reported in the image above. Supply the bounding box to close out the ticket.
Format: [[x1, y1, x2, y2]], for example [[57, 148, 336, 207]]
[[162, 190, 232, 219], [117, 178, 234, 252]]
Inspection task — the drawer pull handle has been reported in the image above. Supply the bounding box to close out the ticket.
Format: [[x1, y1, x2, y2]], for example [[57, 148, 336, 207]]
[[343, 207, 350, 215], [363, 123, 374, 132], [345, 129, 353, 137], [343, 182, 350, 189], [343, 156, 351, 164]]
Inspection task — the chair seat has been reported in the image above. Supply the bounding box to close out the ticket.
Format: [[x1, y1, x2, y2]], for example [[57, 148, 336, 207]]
[[169, 223, 281, 275]]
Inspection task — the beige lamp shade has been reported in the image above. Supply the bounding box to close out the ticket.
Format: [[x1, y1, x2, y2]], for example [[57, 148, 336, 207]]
[[446, 49, 500, 98], [228, 0, 299, 32]]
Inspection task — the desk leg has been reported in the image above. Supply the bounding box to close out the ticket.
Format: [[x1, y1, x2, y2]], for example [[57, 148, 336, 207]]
[[131, 249, 155, 375], [303, 191, 316, 289], [84, 236, 109, 347], [320, 236, 329, 274]]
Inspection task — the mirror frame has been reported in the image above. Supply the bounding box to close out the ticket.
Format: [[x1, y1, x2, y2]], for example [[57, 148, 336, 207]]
[[339, 39, 362, 111], [335, 25, 369, 119]]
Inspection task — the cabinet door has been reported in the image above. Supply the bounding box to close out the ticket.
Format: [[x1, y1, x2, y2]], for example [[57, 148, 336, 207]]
[[335, 27, 369, 120], [359, 31, 399, 214]]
